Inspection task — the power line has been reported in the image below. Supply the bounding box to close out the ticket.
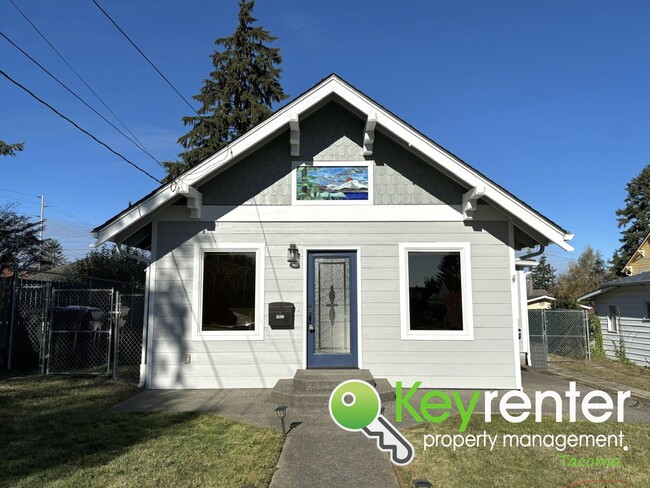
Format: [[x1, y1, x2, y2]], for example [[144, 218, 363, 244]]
[[46, 221, 93, 239], [91, 0, 200, 115], [0, 68, 162, 184], [0, 187, 40, 199], [0, 31, 165, 169], [7, 0, 159, 161], [47, 202, 95, 227]]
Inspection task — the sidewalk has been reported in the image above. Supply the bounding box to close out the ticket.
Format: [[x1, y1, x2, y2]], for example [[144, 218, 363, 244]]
[[112, 389, 399, 488]]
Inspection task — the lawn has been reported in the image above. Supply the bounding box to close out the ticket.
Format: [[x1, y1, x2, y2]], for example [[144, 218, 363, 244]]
[[552, 356, 650, 392], [396, 416, 650, 488], [0, 373, 283, 488]]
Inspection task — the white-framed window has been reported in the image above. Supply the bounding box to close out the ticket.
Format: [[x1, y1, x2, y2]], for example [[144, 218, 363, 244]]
[[291, 161, 373, 205], [607, 305, 619, 333], [398, 242, 474, 340], [192, 243, 265, 341]]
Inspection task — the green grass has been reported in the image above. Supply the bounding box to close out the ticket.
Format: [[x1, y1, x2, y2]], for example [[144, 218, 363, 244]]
[[553, 356, 650, 392], [396, 416, 650, 488], [0, 373, 283, 488]]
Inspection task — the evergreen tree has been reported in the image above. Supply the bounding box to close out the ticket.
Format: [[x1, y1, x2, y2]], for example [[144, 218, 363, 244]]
[[0, 203, 41, 272], [531, 255, 556, 290], [611, 163, 650, 275], [63, 245, 147, 285], [164, 0, 287, 181], [41, 238, 67, 270], [0, 139, 24, 157], [554, 246, 607, 308]]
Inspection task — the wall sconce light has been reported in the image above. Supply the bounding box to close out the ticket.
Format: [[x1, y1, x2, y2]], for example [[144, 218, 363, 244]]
[[275, 405, 288, 435], [287, 243, 300, 269]]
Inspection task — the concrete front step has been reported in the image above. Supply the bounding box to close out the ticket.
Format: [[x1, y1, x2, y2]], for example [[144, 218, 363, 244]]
[[271, 370, 395, 407], [293, 368, 375, 391]]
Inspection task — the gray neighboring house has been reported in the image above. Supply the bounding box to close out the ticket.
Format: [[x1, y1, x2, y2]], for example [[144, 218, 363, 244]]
[[90, 74, 574, 390], [579, 272, 650, 367]]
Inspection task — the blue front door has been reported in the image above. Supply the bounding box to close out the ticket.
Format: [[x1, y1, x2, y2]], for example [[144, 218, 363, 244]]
[[307, 251, 358, 368]]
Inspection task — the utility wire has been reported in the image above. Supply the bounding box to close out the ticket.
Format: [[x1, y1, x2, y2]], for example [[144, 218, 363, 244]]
[[0, 31, 165, 169], [8, 0, 158, 159], [47, 202, 95, 227], [47, 220, 94, 239], [0, 193, 40, 206], [91, 0, 200, 115], [0, 69, 162, 184], [0, 187, 40, 199]]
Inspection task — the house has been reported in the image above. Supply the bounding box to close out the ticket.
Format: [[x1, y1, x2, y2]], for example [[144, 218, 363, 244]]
[[579, 271, 650, 367], [623, 232, 650, 276], [91, 74, 573, 390], [527, 290, 556, 310]]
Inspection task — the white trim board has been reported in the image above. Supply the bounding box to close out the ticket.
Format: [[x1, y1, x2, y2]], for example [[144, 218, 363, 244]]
[[191, 242, 266, 341], [92, 75, 573, 252]]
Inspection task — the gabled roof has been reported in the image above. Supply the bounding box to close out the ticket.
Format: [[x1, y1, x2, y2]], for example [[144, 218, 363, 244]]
[[623, 231, 650, 274], [91, 74, 574, 251], [578, 271, 650, 301]]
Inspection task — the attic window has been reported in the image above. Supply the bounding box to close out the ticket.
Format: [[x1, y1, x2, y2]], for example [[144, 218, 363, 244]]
[[399, 242, 474, 341], [292, 161, 373, 205]]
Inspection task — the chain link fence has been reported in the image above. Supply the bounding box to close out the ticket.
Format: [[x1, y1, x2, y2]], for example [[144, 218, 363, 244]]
[[0, 271, 144, 380], [528, 309, 590, 369]]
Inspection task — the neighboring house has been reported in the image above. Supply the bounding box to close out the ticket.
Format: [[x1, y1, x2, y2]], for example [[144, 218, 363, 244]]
[[579, 272, 650, 367], [91, 74, 573, 390], [623, 232, 650, 276], [527, 289, 556, 310]]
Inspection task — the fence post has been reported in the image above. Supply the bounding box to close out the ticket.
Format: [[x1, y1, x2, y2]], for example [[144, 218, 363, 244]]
[[584, 310, 591, 360], [112, 290, 120, 379], [7, 263, 19, 371]]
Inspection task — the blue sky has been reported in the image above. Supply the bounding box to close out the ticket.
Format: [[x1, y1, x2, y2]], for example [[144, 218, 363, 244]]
[[1, 1, 648, 271]]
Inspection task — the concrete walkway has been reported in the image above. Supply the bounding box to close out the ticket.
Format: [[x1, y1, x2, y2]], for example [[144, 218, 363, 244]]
[[111, 368, 650, 487], [112, 388, 400, 488]]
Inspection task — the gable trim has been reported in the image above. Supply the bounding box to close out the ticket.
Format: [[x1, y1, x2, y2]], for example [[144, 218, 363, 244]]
[[92, 75, 573, 252]]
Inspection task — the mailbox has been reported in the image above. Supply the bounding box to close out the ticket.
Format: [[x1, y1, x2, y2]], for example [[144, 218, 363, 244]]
[[269, 302, 295, 329]]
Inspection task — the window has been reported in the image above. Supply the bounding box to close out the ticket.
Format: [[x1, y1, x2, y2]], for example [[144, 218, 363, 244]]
[[607, 306, 619, 333], [193, 244, 264, 340], [292, 161, 373, 205], [399, 243, 474, 340], [645, 303, 650, 321]]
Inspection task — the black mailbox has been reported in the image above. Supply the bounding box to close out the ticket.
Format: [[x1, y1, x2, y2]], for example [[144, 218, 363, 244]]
[[269, 302, 295, 329]]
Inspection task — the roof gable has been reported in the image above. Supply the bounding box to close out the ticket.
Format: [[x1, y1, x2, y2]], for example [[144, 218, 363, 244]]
[[92, 74, 574, 251]]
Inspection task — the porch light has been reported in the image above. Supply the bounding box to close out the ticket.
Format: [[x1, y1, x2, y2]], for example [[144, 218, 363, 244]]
[[287, 243, 300, 269], [275, 405, 288, 435]]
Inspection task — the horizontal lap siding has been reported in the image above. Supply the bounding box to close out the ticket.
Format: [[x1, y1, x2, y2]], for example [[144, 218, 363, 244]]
[[595, 287, 650, 366], [150, 219, 516, 389]]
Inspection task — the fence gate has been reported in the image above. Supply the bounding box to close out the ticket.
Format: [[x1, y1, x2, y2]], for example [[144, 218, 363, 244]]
[[47, 289, 116, 375], [528, 309, 590, 369]]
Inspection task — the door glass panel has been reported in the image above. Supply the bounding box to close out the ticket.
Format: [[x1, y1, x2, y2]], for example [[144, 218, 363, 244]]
[[315, 257, 351, 354]]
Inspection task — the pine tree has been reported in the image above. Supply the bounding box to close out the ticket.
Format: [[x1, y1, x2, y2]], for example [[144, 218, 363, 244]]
[[0, 139, 24, 157], [611, 163, 650, 275], [164, 0, 287, 181], [531, 255, 556, 290]]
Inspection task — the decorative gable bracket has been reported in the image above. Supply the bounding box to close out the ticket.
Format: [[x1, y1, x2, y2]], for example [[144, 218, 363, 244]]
[[289, 113, 300, 157], [462, 185, 486, 221], [363, 112, 377, 156], [178, 183, 203, 219]]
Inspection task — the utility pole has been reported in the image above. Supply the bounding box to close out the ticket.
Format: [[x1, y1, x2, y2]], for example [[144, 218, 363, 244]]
[[39, 195, 44, 270]]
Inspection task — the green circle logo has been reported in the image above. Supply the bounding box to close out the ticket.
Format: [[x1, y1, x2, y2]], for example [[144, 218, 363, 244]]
[[329, 379, 380, 431]]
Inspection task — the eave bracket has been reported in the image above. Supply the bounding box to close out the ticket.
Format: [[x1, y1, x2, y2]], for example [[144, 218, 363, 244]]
[[363, 112, 377, 156], [178, 183, 203, 219], [289, 113, 300, 157], [462, 185, 486, 221]]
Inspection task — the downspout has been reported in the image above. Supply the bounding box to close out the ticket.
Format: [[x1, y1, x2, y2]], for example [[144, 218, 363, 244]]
[[116, 244, 151, 388]]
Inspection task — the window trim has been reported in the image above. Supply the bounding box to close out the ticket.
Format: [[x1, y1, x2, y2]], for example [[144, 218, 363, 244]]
[[192, 242, 265, 341], [398, 242, 474, 341], [606, 305, 619, 333], [291, 160, 374, 205]]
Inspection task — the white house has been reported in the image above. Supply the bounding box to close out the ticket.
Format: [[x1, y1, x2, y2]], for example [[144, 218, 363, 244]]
[[91, 75, 573, 390]]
